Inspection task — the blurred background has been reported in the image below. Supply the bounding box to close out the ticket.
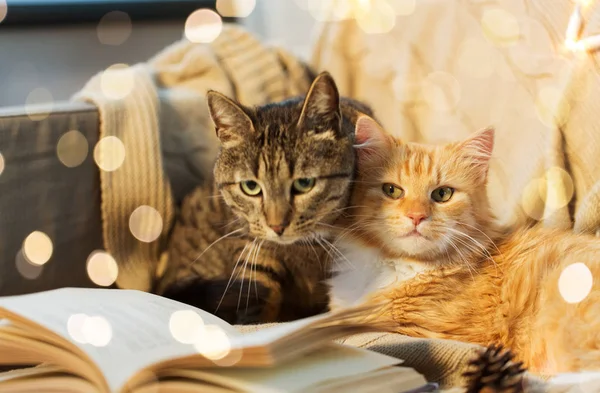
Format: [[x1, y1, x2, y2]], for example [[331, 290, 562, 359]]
[[0, 0, 317, 107]]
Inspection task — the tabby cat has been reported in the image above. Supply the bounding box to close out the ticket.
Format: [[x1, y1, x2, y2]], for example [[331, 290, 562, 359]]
[[329, 115, 600, 374], [160, 72, 374, 324]]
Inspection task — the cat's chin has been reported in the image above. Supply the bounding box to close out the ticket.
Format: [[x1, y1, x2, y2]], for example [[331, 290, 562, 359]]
[[388, 235, 440, 258]]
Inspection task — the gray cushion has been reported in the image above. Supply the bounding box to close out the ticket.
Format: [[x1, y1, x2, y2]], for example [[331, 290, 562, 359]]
[[0, 102, 103, 295]]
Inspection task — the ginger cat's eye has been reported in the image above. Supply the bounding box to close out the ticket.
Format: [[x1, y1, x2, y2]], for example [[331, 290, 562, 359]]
[[240, 180, 262, 196], [382, 183, 404, 199], [431, 187, 454, 203], [292, 178, 316, 194]]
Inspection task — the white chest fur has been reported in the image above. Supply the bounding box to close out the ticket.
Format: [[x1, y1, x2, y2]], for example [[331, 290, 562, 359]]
[[327, 242, 429, 308]]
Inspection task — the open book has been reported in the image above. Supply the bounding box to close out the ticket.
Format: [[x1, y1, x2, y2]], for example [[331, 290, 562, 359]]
[[0, 288, 429, 393]]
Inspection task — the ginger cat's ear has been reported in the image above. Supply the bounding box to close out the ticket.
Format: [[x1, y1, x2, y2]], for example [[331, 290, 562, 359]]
[[456, 127, 495, 181], [354, 115, 391, 161], [207, 90, 254, 147], [297, 71, 341, 132]]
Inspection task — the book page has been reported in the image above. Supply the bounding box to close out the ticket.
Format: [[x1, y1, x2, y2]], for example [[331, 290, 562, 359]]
[[163, 344, 403, 393], [0, 288, 239, 392]]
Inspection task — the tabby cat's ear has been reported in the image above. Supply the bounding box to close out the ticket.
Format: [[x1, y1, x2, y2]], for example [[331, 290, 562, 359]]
[[297, 71, 341, 132], [354, 116, 391, 161], [207, 91, 254, 147], [455, 127, 495, 181]]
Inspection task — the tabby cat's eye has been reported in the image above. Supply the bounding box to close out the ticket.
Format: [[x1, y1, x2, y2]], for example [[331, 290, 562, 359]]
[[292, 178, 316, 194], [431, 187, 454, 203], [240, 180, 261, 196], [382, 183, 404, 199]]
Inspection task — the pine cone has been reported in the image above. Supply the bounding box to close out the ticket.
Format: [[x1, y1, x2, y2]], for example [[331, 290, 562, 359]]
[[463, 344, 527, 393]]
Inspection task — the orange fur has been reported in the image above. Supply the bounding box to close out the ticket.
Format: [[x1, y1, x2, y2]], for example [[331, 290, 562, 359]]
[[332, 117, 600, 375]]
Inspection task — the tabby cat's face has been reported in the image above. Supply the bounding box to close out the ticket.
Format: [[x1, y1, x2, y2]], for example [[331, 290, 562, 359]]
[[208, 73, 355, 244], [349, 117, 495, 260]]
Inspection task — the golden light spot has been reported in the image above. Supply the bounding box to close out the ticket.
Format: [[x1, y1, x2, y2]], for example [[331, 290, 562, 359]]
[[81, 315, 112, 347], [356, 0, 396, 34], [538, 166, 574, 213], [392, 75, 420, 102], [457, 37, 496, 79], [0, 152, 5, 176], [388, 0, 415, 15], [193, 325, 231, 360], [100, 63, 134, 100], [481, 8, 520, 46], [57, 130, 89, 168], [535, 85, 570, 128], [86, 251, 119, 287], [169, 310, 205, 344], [93, 136, 126, 172], [22, 231, 53, 266], [129, 205, 163, 243], [67, 313, 89, 344], [25, 88, 54, 121], [15, 250, 44, 280], [97, 11, 132, 46], [421, 71, 461, 113], [521, 178, 545, 221], [0, 0, 6, 24], [216, 0, 256, 17], [558, 262, 593, 304], [185, 9, 223, 43]]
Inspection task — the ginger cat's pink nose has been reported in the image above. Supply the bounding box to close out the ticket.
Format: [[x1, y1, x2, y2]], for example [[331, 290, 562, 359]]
[[407, 212, 427, 226]]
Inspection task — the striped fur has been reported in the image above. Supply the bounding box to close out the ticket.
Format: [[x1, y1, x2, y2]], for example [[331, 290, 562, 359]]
[[162, 72, 375, 324]]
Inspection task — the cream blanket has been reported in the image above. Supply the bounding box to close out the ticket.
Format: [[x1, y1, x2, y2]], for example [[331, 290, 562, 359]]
[[72, 3, 600, 389], [311, 0, 600, 235]]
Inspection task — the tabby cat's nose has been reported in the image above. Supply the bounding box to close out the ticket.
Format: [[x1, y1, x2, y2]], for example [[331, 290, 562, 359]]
[[269, 224, 286, 236]]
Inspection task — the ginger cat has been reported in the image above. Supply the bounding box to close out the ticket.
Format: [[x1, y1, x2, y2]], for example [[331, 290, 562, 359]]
[[329, 116, 600, 375]]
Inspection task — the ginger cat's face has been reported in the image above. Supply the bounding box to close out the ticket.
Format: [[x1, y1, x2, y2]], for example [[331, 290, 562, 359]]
[[348, 117, 495, 262]]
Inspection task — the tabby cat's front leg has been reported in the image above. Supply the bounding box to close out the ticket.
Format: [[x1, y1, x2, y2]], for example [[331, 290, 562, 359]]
[[230, 257, 284, 324]]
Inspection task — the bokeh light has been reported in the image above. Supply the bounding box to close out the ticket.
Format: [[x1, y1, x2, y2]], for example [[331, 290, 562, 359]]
[[22, 231, 53, 266], [0, 152, 5, 176], [68, 314, 112, 347], [25, 88, 54, 121], [306, 0, 353, 21], [356, 0, 396, 34], [57, 130, 89, 168], [535, 85, 571, 127], [216, 0, 256, 17], [15, 250, 44, 280], [97, 11, 132, 46], [421, 71, 461, 113], [538, 166, 574, 212], [193, 325, 231, 360], [100, 63, 135, 100], [169, 310, 206, 344], [86, 251, 119, 287], [388, 0, 415, 16], [93, 136, 126, 172], [129, 205, 163, 243], [558, 262, 593, 304], [67, 313, 88, 344], [457, 37, 496, 79], [185, 9, 223, 43], [0, 0, 6, 24], [521, 178, 545, 221], [82, 316, 112, 347], [481, 8, 520, 46]]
